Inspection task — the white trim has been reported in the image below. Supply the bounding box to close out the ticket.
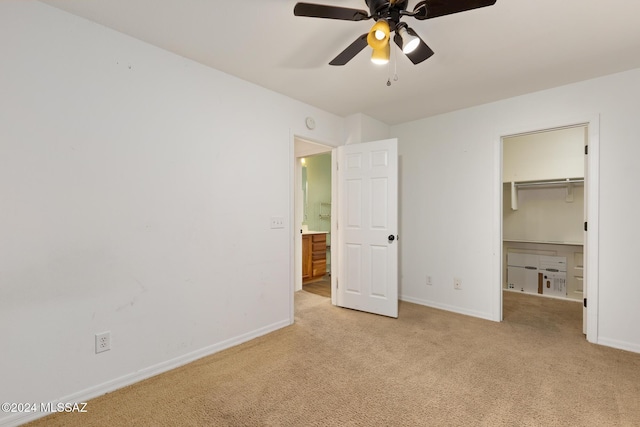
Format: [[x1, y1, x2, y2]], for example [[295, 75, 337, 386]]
[[289, 132, 296, 324], [331, 148, 338, 306], [596, 337, 640, 354], [400, 295, 494, 321], [492, 126, 503, 321], [585, 116, 600, 344], [503, 288, 584, 303], [493, 115, 600, 341], [0, 319, 290, 427]]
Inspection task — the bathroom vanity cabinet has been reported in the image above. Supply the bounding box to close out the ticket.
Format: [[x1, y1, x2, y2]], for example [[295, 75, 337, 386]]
[[302, 232, 327, 282]]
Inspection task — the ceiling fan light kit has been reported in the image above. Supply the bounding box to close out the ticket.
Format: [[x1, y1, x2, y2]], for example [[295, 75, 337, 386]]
[[371, 43, 390, 65], [397, 24, 419, 54], [293, 0, 497, 66], [367, 20, 391, 64], [367, 20, 390, 48]]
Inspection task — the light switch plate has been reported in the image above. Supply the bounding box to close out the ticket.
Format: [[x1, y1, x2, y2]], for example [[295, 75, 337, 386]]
[[270, 217, 285, 229]]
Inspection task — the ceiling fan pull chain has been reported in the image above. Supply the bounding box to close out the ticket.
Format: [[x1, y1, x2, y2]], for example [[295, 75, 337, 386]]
[[393, 44, 399, 81], [387, 47, 393, 86], [387, 43, 398, 85]]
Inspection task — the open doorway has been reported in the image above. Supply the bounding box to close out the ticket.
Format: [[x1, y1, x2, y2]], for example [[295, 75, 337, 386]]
[[499, 119, 599, 340], [301, 153, 332, 297], [293, 137, 400, 318], [294, 138, 333, 300]]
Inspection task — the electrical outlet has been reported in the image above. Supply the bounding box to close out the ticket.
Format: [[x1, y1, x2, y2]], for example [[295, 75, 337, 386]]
[[270, 216, 284, 229], [95, 331, 111, 354], [426, 275, 432, 286], [454, 278, 462, 290]]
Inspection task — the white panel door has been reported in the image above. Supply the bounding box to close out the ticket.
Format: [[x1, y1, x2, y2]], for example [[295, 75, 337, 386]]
[[336, 138, 398, 318]]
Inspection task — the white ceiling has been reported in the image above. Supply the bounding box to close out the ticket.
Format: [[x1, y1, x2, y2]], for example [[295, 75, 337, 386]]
[[40, 0, 640, 125]]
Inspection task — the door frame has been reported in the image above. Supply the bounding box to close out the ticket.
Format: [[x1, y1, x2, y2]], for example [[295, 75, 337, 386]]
[[493, 115, 600, 343], [291, 135, 337, 323]]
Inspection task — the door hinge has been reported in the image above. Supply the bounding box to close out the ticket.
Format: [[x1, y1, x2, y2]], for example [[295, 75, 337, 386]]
[[584, 298, 587, 308], [336, 279, 338, 289], [336, 162, 339, 171], [585, 145, 589, 155], [584, 221, 588, 231]]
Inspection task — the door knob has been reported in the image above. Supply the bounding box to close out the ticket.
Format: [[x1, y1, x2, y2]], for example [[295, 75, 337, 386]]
[[388, 235, 395, 242]]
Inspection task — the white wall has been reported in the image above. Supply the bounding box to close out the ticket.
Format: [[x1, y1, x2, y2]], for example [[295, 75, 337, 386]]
[[503, 183, 584, 244], [304, 154, 332, 233], [0, 2, 345, 425], [344, 113, 390, 144], [393, 67, 640, 353], [503, 126, 585, 182]]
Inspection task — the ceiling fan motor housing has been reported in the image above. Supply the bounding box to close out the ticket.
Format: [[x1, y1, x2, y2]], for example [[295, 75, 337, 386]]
[[365, 0, 409, 31], [366, 0, 409, 14]]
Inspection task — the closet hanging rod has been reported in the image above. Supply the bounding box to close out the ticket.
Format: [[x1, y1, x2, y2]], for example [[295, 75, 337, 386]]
[[514, 178, 584, 188]]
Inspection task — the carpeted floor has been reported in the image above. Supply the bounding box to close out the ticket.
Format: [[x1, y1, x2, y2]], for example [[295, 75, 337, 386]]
[[26, 291, 640, 426]]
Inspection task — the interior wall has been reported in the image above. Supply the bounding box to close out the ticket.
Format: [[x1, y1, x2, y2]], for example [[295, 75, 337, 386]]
[[503, 126, 586, 182], [303, 154, 332, 233], [503, 183, 584, 244], [344, 113, 391, 144], [392, 67, 640, 353], [0, 2, 345, 425]]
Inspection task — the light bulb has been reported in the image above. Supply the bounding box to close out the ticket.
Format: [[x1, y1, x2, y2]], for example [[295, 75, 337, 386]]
[[403, 37, 420, 54], [398, 26, 420, 54], [370, 44, 390, 65]]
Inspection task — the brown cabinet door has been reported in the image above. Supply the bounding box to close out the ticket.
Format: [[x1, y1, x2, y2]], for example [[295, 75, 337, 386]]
[[312, 260, 326, 277], [302, 235, 311, 280], [311, 234, 326, 278]]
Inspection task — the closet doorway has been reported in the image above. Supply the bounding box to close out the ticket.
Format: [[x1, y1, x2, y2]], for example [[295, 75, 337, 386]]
[[501, 123, 593, 336]]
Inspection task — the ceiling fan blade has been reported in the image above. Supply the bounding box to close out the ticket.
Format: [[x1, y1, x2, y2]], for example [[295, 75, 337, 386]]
[[294, 3, 369, 21], [393, 29, 434, 64], [329, 33, 369, 65], [413, 0, 497, 20]]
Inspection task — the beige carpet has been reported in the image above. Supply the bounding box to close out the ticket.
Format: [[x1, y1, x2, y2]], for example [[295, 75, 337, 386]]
[[27, 291, 640, 426]]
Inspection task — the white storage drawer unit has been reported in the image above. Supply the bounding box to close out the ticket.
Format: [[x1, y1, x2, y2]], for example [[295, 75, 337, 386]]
[[539, 255, 567, 297], [507, 253, 539, 293], [507, 253, 567, 297]]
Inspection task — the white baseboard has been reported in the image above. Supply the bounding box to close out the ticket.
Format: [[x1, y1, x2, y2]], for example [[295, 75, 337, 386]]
[[399, 294, 494, 322], [503, 288, 583, 303], [596, 336, 640, 355], [0, 319, 290, 427]]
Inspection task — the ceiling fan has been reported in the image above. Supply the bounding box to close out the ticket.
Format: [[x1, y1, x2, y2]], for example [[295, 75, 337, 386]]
[[294, 0, 497, 66]]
